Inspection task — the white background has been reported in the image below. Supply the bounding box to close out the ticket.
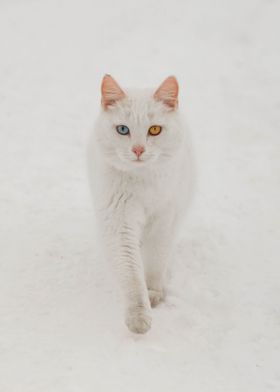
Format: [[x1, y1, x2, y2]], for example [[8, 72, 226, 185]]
[[0, 0, 279, 391]]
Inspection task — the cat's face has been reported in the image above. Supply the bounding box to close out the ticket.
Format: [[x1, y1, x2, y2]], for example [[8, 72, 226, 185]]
[[95, 75, 184, 171]]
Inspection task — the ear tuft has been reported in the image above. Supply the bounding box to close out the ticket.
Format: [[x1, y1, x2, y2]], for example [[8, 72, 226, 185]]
[[154, 76, 179, 109], [101, 75, 126, 109]]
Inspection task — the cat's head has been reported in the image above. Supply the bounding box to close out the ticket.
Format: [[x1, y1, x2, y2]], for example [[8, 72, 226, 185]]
[[95, 75, 184, 171]]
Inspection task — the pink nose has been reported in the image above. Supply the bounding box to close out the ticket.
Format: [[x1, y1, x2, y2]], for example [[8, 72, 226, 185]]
[[132, 145, 145, 158]]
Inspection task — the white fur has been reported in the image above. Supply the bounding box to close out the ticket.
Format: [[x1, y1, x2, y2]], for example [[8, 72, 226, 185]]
[[88, 84, 193, 334]]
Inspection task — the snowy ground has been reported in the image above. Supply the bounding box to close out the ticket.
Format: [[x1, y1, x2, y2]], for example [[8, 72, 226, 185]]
[[0, 0, 279, 391]]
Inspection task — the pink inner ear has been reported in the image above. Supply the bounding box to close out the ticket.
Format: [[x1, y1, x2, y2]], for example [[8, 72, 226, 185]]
[[101, 74, 126, 109], [154, 76, 179, 109]]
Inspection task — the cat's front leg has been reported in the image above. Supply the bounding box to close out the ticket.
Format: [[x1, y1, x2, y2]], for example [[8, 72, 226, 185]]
[[142, 212, 177, 307], [104, 203, 151, 334]]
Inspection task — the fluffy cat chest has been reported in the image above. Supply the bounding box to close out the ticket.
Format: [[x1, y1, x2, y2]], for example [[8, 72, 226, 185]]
[[122, 170, 178, 209]]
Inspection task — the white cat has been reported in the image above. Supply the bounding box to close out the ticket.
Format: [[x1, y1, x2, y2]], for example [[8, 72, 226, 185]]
[[88, 75, 193, 334]]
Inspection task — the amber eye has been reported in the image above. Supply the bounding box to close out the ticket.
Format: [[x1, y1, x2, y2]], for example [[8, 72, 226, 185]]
[[148, 125, 162, 136]]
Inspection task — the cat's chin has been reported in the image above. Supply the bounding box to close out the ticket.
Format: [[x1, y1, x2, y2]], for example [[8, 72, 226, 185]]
[[123, 161, 150, 171], [109, 157, 154, 172]]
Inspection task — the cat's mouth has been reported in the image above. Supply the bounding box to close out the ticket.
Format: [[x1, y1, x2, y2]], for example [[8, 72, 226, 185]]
[[116, 151, 156, 168], [130, 154, 158, 166]]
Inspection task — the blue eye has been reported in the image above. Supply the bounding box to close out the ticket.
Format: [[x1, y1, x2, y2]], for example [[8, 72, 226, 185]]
[[116, 125, 130, 135]]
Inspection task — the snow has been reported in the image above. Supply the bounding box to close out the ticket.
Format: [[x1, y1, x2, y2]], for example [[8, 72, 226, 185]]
[[0, 0, 279, 390]]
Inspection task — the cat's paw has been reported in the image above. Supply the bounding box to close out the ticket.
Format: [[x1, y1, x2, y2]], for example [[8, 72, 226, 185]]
[[148, 289, 164, 308], [125, 307, 152, 334]]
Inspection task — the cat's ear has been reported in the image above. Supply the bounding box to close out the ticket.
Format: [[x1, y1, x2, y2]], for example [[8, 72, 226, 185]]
[[154, 76, 179, 109], [101, 74, 126, 109]]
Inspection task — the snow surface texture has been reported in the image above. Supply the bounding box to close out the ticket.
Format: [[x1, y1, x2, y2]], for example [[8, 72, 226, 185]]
[[0, 0, 279, 391]]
